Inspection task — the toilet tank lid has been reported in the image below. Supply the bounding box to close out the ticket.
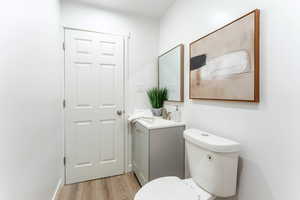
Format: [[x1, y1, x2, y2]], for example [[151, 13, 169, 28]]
[[184, 129, 240, 153]]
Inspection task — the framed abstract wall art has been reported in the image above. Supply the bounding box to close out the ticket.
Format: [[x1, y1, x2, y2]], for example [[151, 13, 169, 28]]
[[189, 9, 260, 102]]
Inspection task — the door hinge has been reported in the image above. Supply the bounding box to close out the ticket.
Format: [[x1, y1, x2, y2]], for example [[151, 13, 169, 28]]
[[63, 99, 66, 109], [63, 157, 66, 166], [62, 42, 65, 51]]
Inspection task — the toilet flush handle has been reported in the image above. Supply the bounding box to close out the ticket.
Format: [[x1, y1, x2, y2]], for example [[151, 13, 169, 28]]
[[207, 154, 213, 161]]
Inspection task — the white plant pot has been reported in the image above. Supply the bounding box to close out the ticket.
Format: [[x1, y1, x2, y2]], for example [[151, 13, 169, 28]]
[[151, 108, 162, 116]]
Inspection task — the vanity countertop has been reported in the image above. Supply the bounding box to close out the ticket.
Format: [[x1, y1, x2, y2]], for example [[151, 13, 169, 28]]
[[135, 117, 185, 130]]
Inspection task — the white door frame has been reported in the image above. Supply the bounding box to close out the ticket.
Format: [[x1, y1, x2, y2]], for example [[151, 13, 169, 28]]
[[62, 27, 132, 183]]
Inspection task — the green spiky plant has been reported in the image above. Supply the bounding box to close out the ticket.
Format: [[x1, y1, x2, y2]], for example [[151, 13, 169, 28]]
[[147, 87, 168, 109]]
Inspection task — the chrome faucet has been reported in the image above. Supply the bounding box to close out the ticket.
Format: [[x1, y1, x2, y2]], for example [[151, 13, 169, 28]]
[[162, 108, 171, 120]]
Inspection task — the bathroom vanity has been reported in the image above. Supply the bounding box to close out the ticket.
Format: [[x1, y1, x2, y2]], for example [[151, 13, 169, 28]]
[[131, 118, 185, 185]]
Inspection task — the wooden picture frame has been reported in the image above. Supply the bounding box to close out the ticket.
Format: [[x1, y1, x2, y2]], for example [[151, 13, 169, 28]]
[[189, 9, 260, 102], [159, 44, 184, 102]]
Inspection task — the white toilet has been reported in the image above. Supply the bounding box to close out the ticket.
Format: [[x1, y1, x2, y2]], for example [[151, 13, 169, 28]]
[[134, 129, 240, 200]]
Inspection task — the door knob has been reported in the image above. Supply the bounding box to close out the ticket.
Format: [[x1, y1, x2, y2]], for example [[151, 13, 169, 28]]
[[116, 110, 123, 116]]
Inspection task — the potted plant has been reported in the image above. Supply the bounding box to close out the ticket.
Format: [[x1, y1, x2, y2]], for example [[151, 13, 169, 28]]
[[147, 87, 168, 116]]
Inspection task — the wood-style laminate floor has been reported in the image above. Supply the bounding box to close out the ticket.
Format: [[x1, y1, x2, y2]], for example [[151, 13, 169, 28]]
[[57, 173, 141, 200]]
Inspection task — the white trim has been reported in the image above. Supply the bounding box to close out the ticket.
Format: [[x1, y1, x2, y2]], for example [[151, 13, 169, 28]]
[[51, 178, 63, 200], [124, 32, 131, 173], [63, 26, 131, 39], [127, 164, 132, 172], [62, 27, 66, 185]]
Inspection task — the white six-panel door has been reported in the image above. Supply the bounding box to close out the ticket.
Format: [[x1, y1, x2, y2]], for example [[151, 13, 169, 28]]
[[64, 29, 125, 184]]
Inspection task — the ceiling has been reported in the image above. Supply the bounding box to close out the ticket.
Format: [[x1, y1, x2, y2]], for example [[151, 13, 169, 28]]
[[70, 0, 176, 18]]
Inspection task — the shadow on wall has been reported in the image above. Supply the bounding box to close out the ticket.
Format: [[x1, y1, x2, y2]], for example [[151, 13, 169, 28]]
[[189, 99, 260, 111], [217, 157, 274, 200], [223, 158, 244, 200]]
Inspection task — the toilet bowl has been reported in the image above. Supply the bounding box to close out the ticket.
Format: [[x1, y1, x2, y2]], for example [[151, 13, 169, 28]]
[[135, 177, 215, 200], [134, 129, 240, 200]]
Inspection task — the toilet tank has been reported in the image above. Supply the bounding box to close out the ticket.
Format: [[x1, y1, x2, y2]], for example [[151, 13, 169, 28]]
[[184, 129, 240, 198]]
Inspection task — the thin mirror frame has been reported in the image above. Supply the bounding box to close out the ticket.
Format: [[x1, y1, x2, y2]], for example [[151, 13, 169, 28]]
[[158, 44, 184, 102]]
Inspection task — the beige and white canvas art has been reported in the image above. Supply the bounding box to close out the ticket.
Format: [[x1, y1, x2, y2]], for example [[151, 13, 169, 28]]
[[190, 10, 259, 102]]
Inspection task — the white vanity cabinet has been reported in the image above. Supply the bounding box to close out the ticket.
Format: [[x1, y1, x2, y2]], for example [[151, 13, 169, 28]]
[[132, 119, 185, 185]]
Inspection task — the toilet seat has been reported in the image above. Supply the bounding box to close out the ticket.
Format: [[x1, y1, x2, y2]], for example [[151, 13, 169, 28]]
[[134, 177, 215, 200]]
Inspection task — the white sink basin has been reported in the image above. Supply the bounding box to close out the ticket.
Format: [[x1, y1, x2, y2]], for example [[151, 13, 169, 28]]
[[136, 117, 185, 130]]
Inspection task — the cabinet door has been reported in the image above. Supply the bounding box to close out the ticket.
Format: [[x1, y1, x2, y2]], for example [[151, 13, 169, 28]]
[[149, 126, 185, 180], [133, 123, 149, 185]]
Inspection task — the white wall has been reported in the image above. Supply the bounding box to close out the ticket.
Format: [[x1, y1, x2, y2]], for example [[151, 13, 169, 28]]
[[159, 0, 300, 200], [61, 0, 159, 112], [0, 0, 64, 200]]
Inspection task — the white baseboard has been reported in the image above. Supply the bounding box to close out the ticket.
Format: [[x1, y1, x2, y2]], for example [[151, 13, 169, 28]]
[[51, 178, 63, 200], [127, 164, 132, 172]]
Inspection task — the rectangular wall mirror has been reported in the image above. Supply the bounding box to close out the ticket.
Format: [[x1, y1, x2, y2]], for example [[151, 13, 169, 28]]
[[158, 44, 184, 102]]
